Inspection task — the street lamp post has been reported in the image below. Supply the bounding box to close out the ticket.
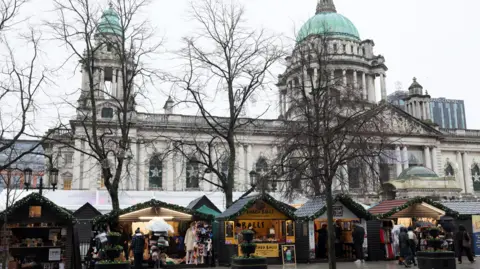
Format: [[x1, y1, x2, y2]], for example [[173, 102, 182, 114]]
[[24, 167, 59, 196]]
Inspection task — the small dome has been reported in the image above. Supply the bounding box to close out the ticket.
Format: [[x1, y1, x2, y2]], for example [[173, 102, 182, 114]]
[[397, 166, 439, 180], [97, 6, 122, 36], [296, 12, 360, 43]]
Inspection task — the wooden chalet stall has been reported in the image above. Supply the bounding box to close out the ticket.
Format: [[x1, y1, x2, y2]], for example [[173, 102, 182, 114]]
[[440, 201, 478, 249], [0, 193, 81, 269], [93, 199, 214, 267], [367, 198, 456, 261], [215, 194, 297, 265], [294, 195, 372, 263]]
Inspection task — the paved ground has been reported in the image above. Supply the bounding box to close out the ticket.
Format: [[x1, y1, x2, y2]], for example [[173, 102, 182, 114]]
[[250, 260, 479, 269]]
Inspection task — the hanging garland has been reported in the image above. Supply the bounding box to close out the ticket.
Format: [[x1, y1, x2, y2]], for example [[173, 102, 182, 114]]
[[297, 194, 374, 222], [218, 193, 297, 221], [0, 193, 75, 223], [93, 199, 214, 226], [376, 197, 460, 220]]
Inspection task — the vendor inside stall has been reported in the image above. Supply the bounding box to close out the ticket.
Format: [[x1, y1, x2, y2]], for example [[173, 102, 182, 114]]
[[216, 194, 297, 265], [92, 199, 214, 267]]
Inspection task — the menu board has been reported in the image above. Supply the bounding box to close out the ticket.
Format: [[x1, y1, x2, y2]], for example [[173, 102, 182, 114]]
[[281, 245, 296, 265]]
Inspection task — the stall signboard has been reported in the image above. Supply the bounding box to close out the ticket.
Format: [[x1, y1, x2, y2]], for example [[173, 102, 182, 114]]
[[238, 243, 279, 257], [282, 245, 296, 265], [239, 201, 288, 220], [316, 202, 358, 220], [472, 215, 480, 256]]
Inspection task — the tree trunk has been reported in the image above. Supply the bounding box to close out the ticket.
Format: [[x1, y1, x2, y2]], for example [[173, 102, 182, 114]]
[[109, 187, 120, 211], [325, 182, 337, 269], [225, 134, 236, 208]]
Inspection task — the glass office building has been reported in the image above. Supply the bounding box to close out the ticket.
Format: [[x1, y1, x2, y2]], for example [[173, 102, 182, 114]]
[[430, 98, 467, 129]]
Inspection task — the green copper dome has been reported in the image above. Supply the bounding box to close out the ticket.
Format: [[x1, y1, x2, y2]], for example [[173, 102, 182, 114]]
[[97, 6, 122, 36], [297, 12, 360, 42], [397, 166, 439, 180]]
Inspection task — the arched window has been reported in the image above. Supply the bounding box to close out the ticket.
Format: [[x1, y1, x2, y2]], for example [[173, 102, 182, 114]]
[[255, 157, 268, 187], [472, 164, 480, 191], [348, 160, 360, 189], [186, 157, 200, 189], [288, 160, 301, 190], [445, 164, 454, 177], [149, 155, 163, 189], [101, 107, 114, 118]]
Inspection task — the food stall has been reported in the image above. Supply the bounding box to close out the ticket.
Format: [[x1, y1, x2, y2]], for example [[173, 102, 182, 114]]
[[0, 193, 80, 269], [294, 195, 372, 263], [216, 194, 297, 265], [367, 197, 456, 260], [93, 199, 214, 267]]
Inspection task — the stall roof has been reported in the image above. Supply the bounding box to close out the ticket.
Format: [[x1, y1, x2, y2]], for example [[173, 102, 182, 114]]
[[368, 198, 459, 219], [0, 193, 75, 223], [187, 195, 221, 214], [440, 201, 480, 216], [216, 193, 297, 220], [295, 194, 373, 220], [93, 199, 214, 225], [73, 202, 102, 218], [196, 205, 220, 217]]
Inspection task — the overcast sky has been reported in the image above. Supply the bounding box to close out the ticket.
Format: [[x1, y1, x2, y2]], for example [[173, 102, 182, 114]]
[[8, 0, 480, 132]]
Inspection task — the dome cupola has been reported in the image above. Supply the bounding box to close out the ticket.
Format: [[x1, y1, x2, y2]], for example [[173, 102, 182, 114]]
[[296, 0, 360, 42], [97, 3, 122, 36]]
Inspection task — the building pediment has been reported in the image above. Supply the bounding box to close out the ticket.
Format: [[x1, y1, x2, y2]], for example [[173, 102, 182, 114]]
[[383, 104, 442, 137]]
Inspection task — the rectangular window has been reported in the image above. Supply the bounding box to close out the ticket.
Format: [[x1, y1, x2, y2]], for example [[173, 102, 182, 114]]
[[64, 153, 73, 165], [333, 43, 338, 53], [29, 206, 41, 218], [63, 179, 72, 190]]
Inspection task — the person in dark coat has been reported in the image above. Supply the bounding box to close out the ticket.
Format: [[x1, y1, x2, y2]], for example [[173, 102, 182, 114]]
[[316, 224, 328, 259], [456, 224, 475, 264], [334, 220, 343, 258], [131, 228, 145, 269], [399, 227, 413, 268], [352, 222, 365, 263]]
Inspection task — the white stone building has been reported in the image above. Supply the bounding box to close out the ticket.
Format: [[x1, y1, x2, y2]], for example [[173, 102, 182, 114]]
[[43, 0, 480, 207]]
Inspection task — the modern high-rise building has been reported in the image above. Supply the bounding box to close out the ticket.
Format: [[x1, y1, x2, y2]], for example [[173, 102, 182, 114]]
[[387, 82, 467, 129], [430, 98, 467, 129]]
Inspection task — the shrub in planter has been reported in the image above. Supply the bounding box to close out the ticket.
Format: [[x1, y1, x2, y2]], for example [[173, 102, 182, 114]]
[[241, 243, 257, 257], [242, 230, 255, 242], [107, 232, 122, 245], [95, 260, 130, 269], [104, 245, 123, 260]]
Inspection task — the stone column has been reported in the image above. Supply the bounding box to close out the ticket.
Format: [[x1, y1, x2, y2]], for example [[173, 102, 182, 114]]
[[416, 102, 421, 118], [431, 147, 438, 173], [380, 73, 387, 100], [313, 68, 318, 89], [463, 152, 474, 193], [402, 146, 409, 170], [342, 69, 347, 86], [362, 72, 367, 100], [422, 102, 427, 120], [246, 144, 253, 181], [330, 70, 335, 85], [341, 164, 349, 192], [424, 146, 431, 169], [456, 151, 464, 192], [166, 152, 174, 191], [237, 144, 245, 191], [353, 70, 358, 89], [373, 155, 380, 191], [426, 101, 431, 120], [395, 146, 402, 177], [278, 91, 283, 116]]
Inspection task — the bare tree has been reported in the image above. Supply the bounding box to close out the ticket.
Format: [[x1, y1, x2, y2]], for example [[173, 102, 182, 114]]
[[45, 0, 162, 210], [274, 32, 406, 269], [170, 0, 284, 207]]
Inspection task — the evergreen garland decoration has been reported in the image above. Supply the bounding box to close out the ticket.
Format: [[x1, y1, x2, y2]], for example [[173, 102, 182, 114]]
[[216, 193, 297, 221], [0, 193, 75, 223], [376, 197, 460, 220], [93, 199, 214, 226], [297, 194, 374, 221]]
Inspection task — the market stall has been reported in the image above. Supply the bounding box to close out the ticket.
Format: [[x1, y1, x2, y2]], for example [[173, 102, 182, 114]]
[[93, 199, 214, 267], [0, 193, 80, 269], [294, 195, 372, 263], [367, 198, 456, 260], [215, 194, 297, 265]]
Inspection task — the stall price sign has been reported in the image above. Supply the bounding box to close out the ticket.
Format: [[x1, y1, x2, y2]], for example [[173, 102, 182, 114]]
[[48, 248, 61, 261], [282, 245, 296, 265], [238, 243, 279, 257]]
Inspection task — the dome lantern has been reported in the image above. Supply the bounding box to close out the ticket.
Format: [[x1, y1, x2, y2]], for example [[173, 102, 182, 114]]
[[297, 0, 360, 43], [97, 3, 123, 37]]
